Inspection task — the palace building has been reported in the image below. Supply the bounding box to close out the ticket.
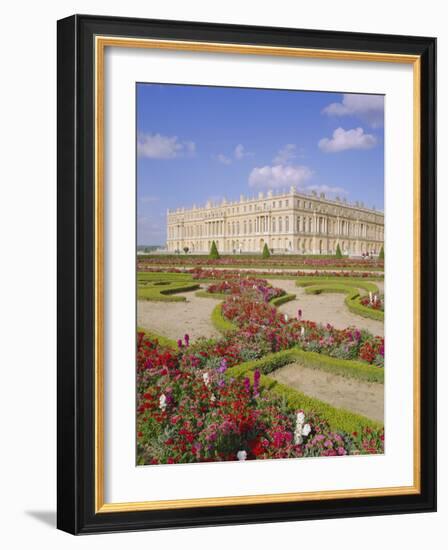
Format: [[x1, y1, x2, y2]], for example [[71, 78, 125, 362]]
[[166, 187, 384, 256]]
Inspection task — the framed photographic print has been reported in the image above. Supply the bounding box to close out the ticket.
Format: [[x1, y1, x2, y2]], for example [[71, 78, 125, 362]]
[[57, 14, 436, 534]]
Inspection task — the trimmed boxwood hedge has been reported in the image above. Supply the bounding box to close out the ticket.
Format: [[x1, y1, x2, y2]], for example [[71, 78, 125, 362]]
[[270, 293, 296, 306], [228, 348, 383, 384], [226, 365, 382, 434], [347, 294, 384, 321], [195, 290, 229, 300], [138, 282, 200, 301], [297, 277, 384, 321], [211, 303, 238, 333], [136, 326, 178, 350]]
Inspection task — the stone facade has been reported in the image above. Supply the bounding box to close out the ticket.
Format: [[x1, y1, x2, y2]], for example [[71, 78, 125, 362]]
[[166, 187, 384, 256]]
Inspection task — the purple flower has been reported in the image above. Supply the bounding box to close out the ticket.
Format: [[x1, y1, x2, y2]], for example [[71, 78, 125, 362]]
[[177, 339, 183, 349], [253, 369, 261, 396], [244, 377, 251, 393], [145, 359, 153, 370], [184, 334, 190, 347], [217, 358, 228, 373], [297, 309, 302, 320]]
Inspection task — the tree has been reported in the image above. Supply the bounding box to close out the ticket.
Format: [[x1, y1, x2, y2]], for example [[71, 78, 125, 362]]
[[209, 240, 220, 260], [183, 246, 189, 254], [335, 244, 343, 258], [262, 243, 271, 259], [379, 246, 384, 260]]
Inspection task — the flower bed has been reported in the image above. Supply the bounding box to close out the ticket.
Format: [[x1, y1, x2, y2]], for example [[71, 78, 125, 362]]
[[360, 293, 384, 311], [137, 255, 384, 271], [137, 332, 384, 464], [207, 276, 285, 303], [220, 297, 384, 367]]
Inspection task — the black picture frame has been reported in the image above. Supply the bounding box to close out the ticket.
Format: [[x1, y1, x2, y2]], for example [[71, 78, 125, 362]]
[[57, 14, 436, 534]]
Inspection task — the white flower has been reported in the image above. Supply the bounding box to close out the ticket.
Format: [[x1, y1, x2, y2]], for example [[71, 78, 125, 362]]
[[302, 423, 311, 437], [159, 393, 167, 411], [369, 291, 373, 303], [294, 411, 307, 445], [203, 372, 210, 387], [284, 314, 289, 322], [237, 450, 247, 461], [300, 326, 305, 338], [210, 393, 216, 402]]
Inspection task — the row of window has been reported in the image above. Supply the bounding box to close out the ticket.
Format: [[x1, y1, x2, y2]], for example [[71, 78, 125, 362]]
[[169, 217, 384, 240]]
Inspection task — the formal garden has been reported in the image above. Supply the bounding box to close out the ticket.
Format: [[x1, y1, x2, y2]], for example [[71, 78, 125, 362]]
[[136, 247, 385, 465]]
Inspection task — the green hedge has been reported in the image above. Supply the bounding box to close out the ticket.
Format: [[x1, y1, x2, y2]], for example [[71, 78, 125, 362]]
[[228, 348, 383, 384], [226, 362, 382, 433], [297, 278, 384, 322], [261, 374, 382, 433], [270, 293, 296, 307], [137, 271, 201, 301], [136, 327, 178, 350], [296, 277, 379, 293], [211, 303, 237, 334], [138, 282, 200, 302], [195, 290, 229, 300], [347, 294, 384, 321]]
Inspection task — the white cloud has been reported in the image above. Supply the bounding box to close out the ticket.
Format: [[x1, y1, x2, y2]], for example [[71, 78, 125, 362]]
[[273, 144, 297, 164], [249, 164, 313, 188], [234, 144, 247, 159], [215, 144, 251, 164], [318, 127, 377, 153], [306, 184, 348, 195], [322, 94, 384, 127], [216, 153, 232, 164], [137, 133, 196, 159]]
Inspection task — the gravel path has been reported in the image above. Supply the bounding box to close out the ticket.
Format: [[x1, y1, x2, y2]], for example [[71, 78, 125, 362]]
[[137, 287, 220, 343], [270, 279, 384, 337], [270, 362, 384, 422]]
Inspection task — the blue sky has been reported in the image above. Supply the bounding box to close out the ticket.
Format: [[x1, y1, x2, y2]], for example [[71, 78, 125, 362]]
[[137, 83, 384, 245]]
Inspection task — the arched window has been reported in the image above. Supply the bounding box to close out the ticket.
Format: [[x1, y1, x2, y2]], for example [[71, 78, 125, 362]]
[[297, 216, 300, 232], [285, 216, 289, 232], [279, 217, 283, 233], [272, 217, 276, 232], [244, 221, 247, 234], [236, 222, 240, 235], [249, 220, 252, 234]]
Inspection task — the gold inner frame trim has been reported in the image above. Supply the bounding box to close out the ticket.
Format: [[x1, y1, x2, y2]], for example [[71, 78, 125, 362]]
[[94, 35, 421, 514]]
